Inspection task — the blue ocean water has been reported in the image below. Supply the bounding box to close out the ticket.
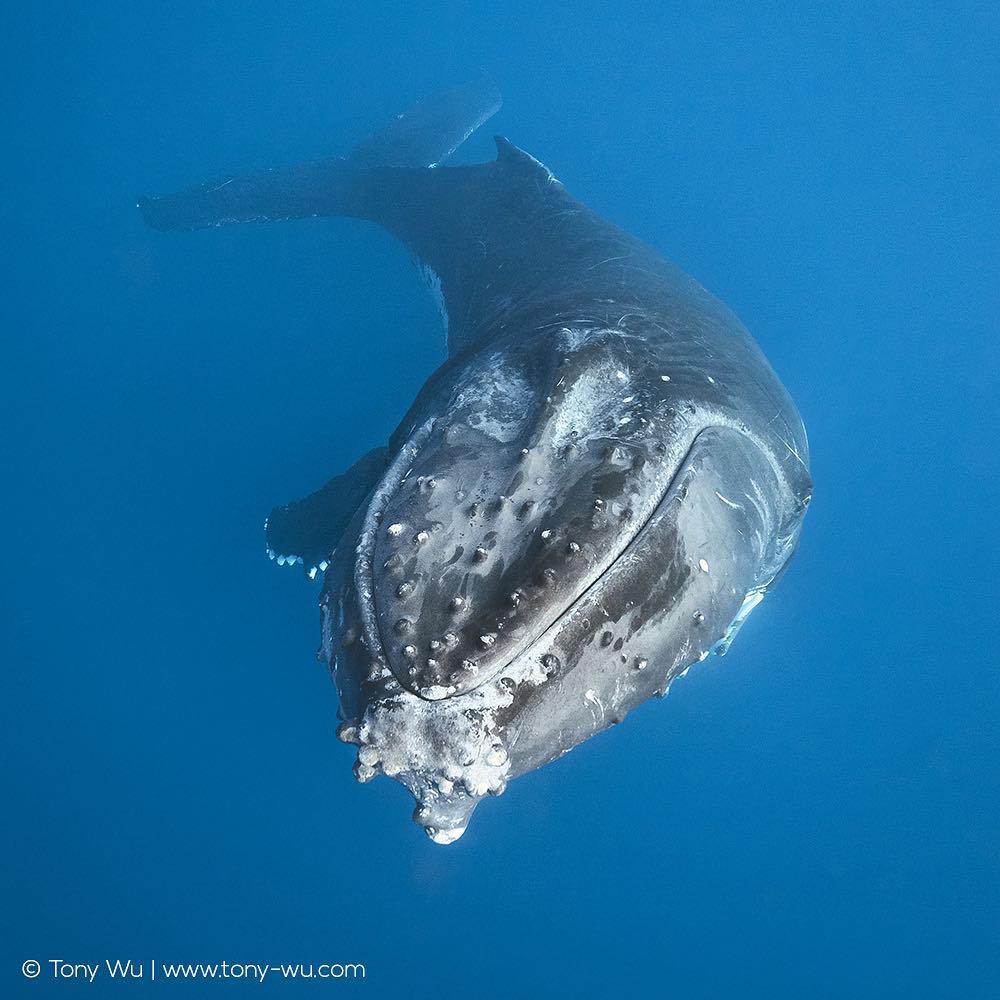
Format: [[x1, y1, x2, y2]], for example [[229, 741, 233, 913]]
[[3, 3, 998, 997]]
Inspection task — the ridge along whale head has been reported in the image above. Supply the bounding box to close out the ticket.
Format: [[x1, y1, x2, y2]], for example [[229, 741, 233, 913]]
[[357, 329, 690, 702]]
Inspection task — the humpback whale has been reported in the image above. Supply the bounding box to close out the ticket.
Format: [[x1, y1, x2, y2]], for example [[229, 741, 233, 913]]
[[141, 77, 812, 843]]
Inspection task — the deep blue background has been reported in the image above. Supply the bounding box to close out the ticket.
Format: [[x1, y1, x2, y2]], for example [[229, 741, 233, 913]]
[[3, 2, 998, 997]]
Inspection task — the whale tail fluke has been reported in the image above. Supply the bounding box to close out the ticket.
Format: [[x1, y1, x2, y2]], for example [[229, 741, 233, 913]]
[[346, 74, 500, 169], [137, 75, 501, 233], [138, 77, 633, 357]]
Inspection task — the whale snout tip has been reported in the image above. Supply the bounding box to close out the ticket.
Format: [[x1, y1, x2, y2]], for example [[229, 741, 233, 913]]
[[425, 825, 468, 845]]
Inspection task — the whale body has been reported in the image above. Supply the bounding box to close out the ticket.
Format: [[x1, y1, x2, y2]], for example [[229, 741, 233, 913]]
[[141, 78, 812, 843]]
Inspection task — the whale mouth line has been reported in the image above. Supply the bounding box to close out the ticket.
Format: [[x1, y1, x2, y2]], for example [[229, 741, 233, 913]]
[[358, 417, 715, 703], [477, 429, 704, 684]]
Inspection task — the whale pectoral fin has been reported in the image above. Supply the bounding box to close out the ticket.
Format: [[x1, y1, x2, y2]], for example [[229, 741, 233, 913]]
[[266, 446, 387, 575]]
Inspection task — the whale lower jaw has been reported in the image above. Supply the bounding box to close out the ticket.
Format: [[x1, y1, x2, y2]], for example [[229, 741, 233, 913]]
[[337, 420, 796, 843]]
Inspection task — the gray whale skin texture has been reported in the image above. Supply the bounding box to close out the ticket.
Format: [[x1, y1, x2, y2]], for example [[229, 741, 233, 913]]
[[140, 78, 812, 844]]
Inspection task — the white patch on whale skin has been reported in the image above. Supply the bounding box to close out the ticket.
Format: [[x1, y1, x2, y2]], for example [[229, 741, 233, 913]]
[[715, 490, 743, 510], [418, 261, 448, 345], [584, 688, 606, 724], [450, 350, 533, 443], [353, 665, 518, 842], [547, 356, 633, 451], [714, 587, 766, 656], [558, 325, 647, 353], [427, 826, 467, 845], [559, 327, 594, 352]]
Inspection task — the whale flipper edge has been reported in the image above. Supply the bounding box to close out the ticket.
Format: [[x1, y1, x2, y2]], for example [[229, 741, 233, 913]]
[[265, 446, 387, 575]]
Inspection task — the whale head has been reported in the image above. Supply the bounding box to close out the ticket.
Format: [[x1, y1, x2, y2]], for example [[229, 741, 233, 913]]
[[320, 327, 809, 842]]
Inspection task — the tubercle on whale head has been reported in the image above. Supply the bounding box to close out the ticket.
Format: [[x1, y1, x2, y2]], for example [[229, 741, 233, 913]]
[[336, 681, 515, 844], [325, 633, 503, 843]]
